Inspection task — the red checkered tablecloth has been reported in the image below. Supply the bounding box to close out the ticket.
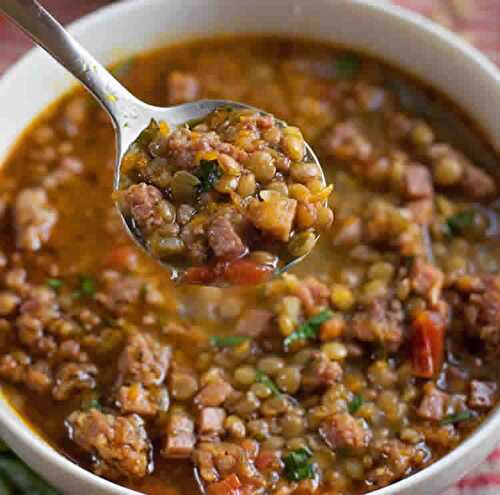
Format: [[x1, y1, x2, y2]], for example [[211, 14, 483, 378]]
[[0, 1, 499, 494]]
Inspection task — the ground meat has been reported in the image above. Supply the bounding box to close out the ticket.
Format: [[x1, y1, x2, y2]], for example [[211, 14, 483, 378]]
[[116, 384, 169, 416], [193, 441, 264, 488], [410, 257, 444, 306], [197, 407, 226, 439], [120, 183, 166, 234], [195, 380, 233, 407], [417, 384, 449, 421], [350, 298, 405, 350], [321, 121, 373, 161], [402, 163, 433, 199], [208, 216, 247, 261], [25, 360, 53, 393], [235, 309, 273, 338], [319, 413, 371, 449], [116, 334, 171, 388], [180, 220, 209, 265], [162, 410, 196, 459], [66, 409, 152, 480], [449, 274, 500, 357], [166, 71, 200, 105], [302, 351, 342, 391], [52, 362, 97, 400], [14, 188, 58, 251], [469, 380, 497, 409], [367, 439, 422, 489]]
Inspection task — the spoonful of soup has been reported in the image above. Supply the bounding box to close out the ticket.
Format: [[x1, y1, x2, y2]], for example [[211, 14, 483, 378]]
[[2, 0, 333, 285]]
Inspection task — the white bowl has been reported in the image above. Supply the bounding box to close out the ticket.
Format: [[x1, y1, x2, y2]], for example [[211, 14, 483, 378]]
[[0, 1, 499, 494]]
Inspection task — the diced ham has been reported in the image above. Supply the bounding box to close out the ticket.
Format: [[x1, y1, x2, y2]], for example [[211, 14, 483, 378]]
[[198, 407, 226, 438], [163, 410, 196, 459], [417, 384, 449, 421], [319, 413, 371, 449], [208, 216, 247, 261], [469, 380, 497, 409], [235, 309, 273, 338], [402, 164, 433, 199], [321, 121, 373, 161], [246, 197, 297, 242], [195, 380, 233, 407]]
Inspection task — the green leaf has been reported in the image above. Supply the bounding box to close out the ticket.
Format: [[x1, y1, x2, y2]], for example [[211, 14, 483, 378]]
[[73, 275, 96, 299], [283, 448, 315, 482], [348, 394, 364, 415], [440, 410, 475, 426], [210, 335, 249, 348], [46, 279, 63, 290], [196, 160, 223, 193], [335, 53, 361, 78], [284, 310, 333, 348], [445, 209, 477, 236], [110, 57, 136, 80], [256, 370, 282, 397], [0, 455, 61, 494]]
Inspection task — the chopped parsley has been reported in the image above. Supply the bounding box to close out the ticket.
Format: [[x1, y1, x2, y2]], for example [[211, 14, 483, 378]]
[[196, 159, 223, 192], [348, 394, 364, 414], [440, 410, 475, 426], [445, 209, 477, 237], [46, 278, 63, 290], [283, 448, 315, 482], [284, 310, 333, 348], [210, 335, 249, 348], [73, 276, 96, 299], [256, 370, 282, 397], [335, 53, 361, 79]]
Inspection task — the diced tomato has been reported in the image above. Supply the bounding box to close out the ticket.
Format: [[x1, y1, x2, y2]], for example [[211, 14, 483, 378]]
[[411, 310, 446, 378], [221, 260, 274, 285], [207, 474, 242, 495], [105, 245, 138, 271], [182, 266, 215, 285], [255, 449, 280, 470]]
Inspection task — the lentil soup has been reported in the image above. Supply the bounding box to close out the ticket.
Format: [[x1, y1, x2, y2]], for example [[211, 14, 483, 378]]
[[0, 37, 499, 495]]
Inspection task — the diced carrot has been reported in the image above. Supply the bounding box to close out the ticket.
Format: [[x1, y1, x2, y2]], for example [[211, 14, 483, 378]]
[[411, 310, 446, 378], [182, 266, 215, 285], [207, 474, 242, 495], [105, 245, 138, 271], [255, 449, 279, 470], [221, 260, 274, 285]]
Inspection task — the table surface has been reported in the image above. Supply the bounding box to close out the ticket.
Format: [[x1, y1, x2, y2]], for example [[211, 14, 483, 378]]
[[0, 1, 499, 494]]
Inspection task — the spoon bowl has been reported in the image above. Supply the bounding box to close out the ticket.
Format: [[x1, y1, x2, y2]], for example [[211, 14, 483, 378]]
[[1, 0, 327, 285]]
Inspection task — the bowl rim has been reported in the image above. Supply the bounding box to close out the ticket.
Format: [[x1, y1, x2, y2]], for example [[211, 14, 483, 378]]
[[0, 0, 499, 494]]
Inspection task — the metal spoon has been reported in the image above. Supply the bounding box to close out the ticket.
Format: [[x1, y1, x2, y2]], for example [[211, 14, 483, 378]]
[[1, 0, 327, 283]]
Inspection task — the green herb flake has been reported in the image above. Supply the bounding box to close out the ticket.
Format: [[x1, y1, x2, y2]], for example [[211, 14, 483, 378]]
[[196, 160, 223, 192], [335, 53, 361, 79], [46, 279, 63, 290], [445, 209, 477, 237], [73, 276, 96, 299], [440, 410, 475, 426], [348, 394, 364, 415], [284, 310, 333, 349], [256, 370, 282, 397], [283, 448, 315, 482], [210, 335, 249, 348]]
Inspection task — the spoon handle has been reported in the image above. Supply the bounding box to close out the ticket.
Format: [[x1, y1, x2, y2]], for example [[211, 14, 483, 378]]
[[0, 0, 140, 129]]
